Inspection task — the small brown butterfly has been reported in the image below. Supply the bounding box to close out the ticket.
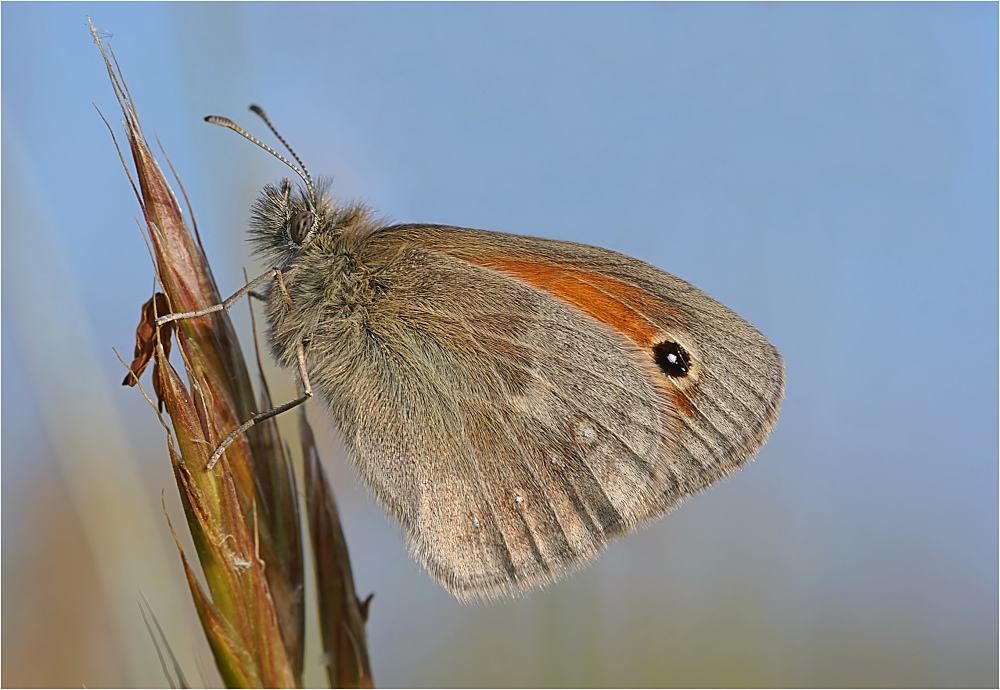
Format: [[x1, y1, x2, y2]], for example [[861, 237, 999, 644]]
[[162, 106, 785, 601]]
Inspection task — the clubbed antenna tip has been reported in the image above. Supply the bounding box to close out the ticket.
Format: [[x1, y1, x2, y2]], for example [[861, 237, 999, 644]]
[[204, 111, 314, 193]]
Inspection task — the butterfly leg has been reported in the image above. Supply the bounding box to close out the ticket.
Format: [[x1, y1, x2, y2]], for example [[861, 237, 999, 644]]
[[153, 268, 316, 469], [155, 268, 280, 327], [206, 341, 313, 469]]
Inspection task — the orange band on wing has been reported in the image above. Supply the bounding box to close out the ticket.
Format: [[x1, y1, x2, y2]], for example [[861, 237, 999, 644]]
[[461, 254, 700, 421], [464, 258, 680, 348]]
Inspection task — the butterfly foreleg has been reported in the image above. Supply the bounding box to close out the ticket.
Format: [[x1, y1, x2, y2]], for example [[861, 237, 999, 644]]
[[155, 267, 315, 468]]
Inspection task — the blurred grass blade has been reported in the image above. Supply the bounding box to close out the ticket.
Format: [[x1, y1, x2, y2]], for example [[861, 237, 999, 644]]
[[302, 411, 374, 689], [139, 593, 190, 689]]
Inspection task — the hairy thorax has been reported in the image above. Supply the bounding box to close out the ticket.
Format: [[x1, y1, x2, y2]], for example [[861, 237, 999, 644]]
[[265, 215, 386, 375]]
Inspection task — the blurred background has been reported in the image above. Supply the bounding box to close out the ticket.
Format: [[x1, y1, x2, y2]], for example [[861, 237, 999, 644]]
[[2, 3, 996, 687]]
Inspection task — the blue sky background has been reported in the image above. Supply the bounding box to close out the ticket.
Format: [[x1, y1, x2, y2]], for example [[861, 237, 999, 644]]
[[3, 3, 997, 687]]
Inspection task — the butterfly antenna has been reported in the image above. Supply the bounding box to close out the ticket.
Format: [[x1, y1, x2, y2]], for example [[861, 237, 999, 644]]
[[248, 105, 315, 190], [204, 113, 314, 193]]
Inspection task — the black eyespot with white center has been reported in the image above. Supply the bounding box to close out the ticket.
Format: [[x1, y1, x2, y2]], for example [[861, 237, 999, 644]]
[[289, 210, 315, 245], [653, 341, 690, 377]]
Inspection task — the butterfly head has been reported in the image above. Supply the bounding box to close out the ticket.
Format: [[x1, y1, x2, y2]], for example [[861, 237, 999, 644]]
[[248, 177, 331, 268], [206, 106, 377, 270]]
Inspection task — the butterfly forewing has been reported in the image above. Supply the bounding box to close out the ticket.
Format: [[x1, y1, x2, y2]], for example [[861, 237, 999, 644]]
[[293, 224, 783, 599]]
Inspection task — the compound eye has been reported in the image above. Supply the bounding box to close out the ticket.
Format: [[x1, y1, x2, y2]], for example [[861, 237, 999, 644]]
[[289, 210, 315, 244]]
